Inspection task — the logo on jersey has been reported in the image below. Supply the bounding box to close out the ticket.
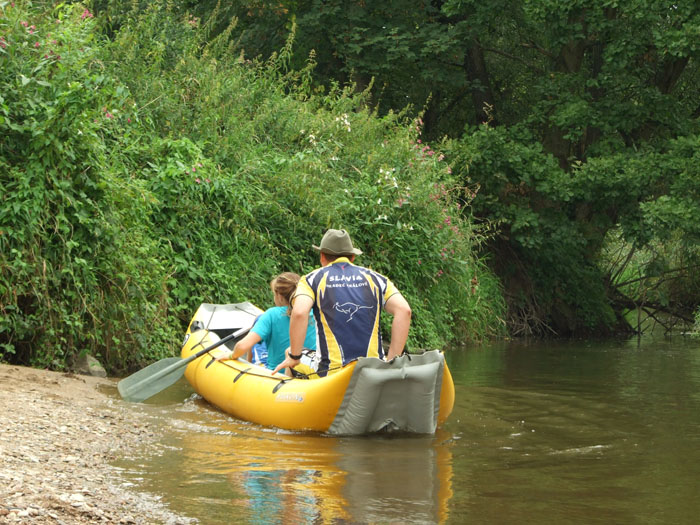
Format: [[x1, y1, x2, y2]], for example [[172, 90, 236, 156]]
[[333, 302, 374, 322]]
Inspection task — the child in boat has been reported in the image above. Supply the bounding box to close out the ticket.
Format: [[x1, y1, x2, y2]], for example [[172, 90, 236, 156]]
[[216, 272, 316, 372]]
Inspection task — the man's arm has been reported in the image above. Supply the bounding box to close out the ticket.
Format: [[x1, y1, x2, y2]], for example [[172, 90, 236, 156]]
[[384, 293, 412, 360], [272, 294, 314, 374]]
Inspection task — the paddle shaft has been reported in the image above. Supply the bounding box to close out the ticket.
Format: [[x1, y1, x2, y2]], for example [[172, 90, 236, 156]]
[[118, 325, 251, 402]]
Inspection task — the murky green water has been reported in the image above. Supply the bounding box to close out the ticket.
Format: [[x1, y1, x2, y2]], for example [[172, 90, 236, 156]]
[[112, 336, 700, 524]]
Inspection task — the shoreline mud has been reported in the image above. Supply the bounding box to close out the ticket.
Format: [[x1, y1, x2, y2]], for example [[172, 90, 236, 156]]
[[0, 363, 194, 524]]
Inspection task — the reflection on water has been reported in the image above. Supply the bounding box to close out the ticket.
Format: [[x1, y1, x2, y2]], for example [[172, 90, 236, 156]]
[[113, 388, 453, 524], [113, 337, 700, 524]]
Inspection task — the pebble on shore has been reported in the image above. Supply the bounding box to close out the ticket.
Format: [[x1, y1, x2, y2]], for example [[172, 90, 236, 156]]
[[0, 364, 195, 524]]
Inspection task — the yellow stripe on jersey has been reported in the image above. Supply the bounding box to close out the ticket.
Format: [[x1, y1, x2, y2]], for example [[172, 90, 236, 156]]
[[316, 272, 343, 369]]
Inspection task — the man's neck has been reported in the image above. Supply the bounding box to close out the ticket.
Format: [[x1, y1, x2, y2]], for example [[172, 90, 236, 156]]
[[324, 256, 352, 267]]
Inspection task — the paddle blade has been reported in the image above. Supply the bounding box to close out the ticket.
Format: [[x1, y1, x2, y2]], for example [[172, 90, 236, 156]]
[[118, 324, 251, 403], [117, 357, 186, 403]]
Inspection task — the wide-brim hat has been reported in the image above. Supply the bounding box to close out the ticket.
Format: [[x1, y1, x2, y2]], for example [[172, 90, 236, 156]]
[[313, 229, 363, 256]]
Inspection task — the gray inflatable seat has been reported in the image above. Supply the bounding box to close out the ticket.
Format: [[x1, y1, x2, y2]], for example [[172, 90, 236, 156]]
[[329, 350, 447, 435]]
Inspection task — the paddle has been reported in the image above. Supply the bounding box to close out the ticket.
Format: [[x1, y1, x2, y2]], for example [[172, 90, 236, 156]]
[[117, 325, 251, 402]]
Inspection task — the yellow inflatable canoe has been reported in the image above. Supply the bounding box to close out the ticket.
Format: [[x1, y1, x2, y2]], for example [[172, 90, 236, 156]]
[[181, 303, 455, 435]]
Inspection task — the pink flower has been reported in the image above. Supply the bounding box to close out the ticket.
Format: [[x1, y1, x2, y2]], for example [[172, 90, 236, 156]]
[[191, 167, 196, 173], [105, 112, 113, 119], [81, 9, 93, 20], [34, 42, 40, 48], [21, 21, 28, 27], [195, 178, 201, 184], [205, 178, 211, 183], [417, 259, 421, 265], [127, 118, 131, 123]]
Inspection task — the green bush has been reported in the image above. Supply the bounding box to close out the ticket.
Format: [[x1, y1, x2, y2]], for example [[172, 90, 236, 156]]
[[0, 2, 177, 370], [1, 1, 505, 373]]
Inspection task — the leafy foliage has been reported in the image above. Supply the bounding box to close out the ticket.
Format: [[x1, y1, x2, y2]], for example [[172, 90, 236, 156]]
[[0, 1, 504, 372], [173, 0, 700, 335], [0, 2, 177, 369]]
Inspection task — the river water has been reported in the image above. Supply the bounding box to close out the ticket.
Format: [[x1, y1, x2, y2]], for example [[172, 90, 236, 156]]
[[112, 336, 700, 524]]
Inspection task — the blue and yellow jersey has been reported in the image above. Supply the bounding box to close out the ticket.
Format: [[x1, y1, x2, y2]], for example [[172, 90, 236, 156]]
[[294, 257, 400, 374]]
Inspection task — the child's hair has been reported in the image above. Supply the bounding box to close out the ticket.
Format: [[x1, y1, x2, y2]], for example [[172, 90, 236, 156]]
[[271, 272, 301, 314]]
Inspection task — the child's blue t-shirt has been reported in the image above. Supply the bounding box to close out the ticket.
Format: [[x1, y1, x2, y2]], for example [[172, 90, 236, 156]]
[[252, 306, 316, 370]]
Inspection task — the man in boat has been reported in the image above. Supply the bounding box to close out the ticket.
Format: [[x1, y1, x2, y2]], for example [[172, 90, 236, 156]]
[[273, 229, 412, 377]]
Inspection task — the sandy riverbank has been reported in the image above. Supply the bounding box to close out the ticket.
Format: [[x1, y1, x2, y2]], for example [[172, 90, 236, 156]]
[[0, 363, 195, 524]]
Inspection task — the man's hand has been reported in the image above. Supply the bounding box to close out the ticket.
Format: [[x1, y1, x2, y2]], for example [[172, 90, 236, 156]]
[[274, 294, 314, 374], [272, 348, 301, 375]]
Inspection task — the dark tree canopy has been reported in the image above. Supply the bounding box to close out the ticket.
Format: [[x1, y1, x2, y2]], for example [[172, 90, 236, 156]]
[[101, 0, 700, 335]]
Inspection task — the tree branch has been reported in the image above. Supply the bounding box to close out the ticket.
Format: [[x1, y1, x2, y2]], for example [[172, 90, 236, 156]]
[[520, 40, 556, 60], [480, 45, 545, 74], [437, 86, 471, 119], [609, 245, 636, 285], [654, 56, 689, 95], [614, 264, 700, 289], [611, 290, 695, 324]]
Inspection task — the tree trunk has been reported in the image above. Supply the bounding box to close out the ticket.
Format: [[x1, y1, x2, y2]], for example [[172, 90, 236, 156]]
[[464, 38, 497, 126]]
